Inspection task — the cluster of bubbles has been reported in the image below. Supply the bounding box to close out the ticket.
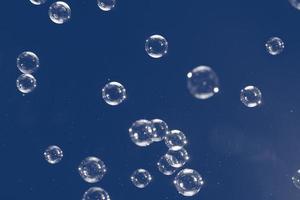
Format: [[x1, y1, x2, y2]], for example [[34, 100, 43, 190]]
[[128, 119, 204, 196]]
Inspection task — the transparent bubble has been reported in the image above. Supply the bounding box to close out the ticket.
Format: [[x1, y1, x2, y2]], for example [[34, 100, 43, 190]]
[[30, 0, 47, 5], [49, 1, 71, 24], [165, 130, 187, 150], [265, 37, 284, 55], [17, 51, 40, 74], [102, 81, 127, 106], [44, 145, 63, 164], [289, 0, 300, 10], [130, 169, 152, 188], [97, 0, 116, 11], [165, 148, 189, 168], [240, 86, 262, 108], [187, 66, 220, 100], [292, 169, 300, 189], [145, 35, 168, 58], [157, 155, 177, 176], [151, 119, 169, 142], [82, 187, 111, 200], [78, 157, 107, 183], [129, 120, 154, 147], [16, 74, 37, 94], [174, 168, 204, 197]]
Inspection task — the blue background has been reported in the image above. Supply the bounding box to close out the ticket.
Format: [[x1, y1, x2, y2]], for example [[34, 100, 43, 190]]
[[1, 0, 300, 199]]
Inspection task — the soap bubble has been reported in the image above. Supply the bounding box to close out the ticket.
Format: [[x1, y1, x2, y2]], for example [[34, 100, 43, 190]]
[[16, 74, 37, 94], [102, 81, 127, 106], [174, 168, 204, 196], [165, 148, 189, 168], [151, 119, 169, 142], [165, 130, 187, 150], [187, 66, 220, 100], [44, 145, 63, 164], [157, 155, 177, 176], [82, 187, 111, 200], [145, 35, 168, 58], [292, 169, 300, 189], [97, 0, 116, 11], [17, 51, 40, 74], [49, 1, 71, 24], [30, 0, 47, 5], [78, 157, 107, 183], [131, 169, 152, 188], [129, 119, 154, 147], [265, 37, 284, 55], [240, 86, 262, 108], [289, 0, 300, 10]]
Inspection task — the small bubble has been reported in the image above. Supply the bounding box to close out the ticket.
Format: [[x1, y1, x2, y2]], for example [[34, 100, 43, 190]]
[[82, 187, 111, 200], [151, 119, 169, 142], [30, 0, 47, 5], [78, 157, 107, 183], [240, 86, 262, 108], [292, 169, 300, 189], [265, 37, 284, 55], [145, 35, 168, 58], [44, 145, 63, 164], [17, 51, 40, 74], [129, 120, 154, 147], [97, 0, 116, 11], [165, 130, 187, 150], [16, 74, 37, 94], [174, 168, 204, 197], [49, 1, 71, 24], [165, 148, 189, 168], [102, 81, 127, 106], [187, 66, 220, 100], [157, 155, 177, 176], [131, 169, 152, 188]]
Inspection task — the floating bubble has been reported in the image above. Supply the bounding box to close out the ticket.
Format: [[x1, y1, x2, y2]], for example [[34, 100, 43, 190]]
[[16, 74, 37, 94], [30, 0, 47, 5], [129, 120, 154, 147], [165, 130, 187, 150], [265, 37, 284, 55], [157, 155, 177, 176], [289, 0, 300, 10], [292, 169, 300, 189], [145, 35, 168, 58], [165, 148, 189, 168], [97, 0, 116, 11], [102, 81, 127, 106], [49, 1, 71, 24], [187, 66, 220, 100], [151, 119, 169, 142], [17, 51, 40, 74], [82, 187, 111, 200], [240, 86, 262, 108], [44, 145, 63, 164], [174, 168, 204, 197], [78, 157, 107, 183], [131, 169, 152, 188]]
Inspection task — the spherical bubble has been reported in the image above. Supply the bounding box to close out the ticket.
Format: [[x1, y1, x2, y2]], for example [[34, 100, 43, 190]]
[[151, 119, 169, 142], [102, 81, 127, 106], [78, 157, 107, 183], [49, 1, 71, 24], [129, 120, 154, 147], [289, 0, 300, 10], [97, 0, 116, 11], [17, 51, 40, 74], [240, 86, 262, 108], [165, 130, 187, 151], [157, 155, 177, 176], [82, 187, 111, 200], [165, 148, 189, 168], [174, 168, 204, 197], [44, 145, 63, 164], [145, 35, 168, 58], [187, 66, 220, 100], [30, 0, 47, 5], [16, 74, 37, 94], [265, 37, 284, 55], [130, 169, 152, 188], [292, 169, 300, 189]]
